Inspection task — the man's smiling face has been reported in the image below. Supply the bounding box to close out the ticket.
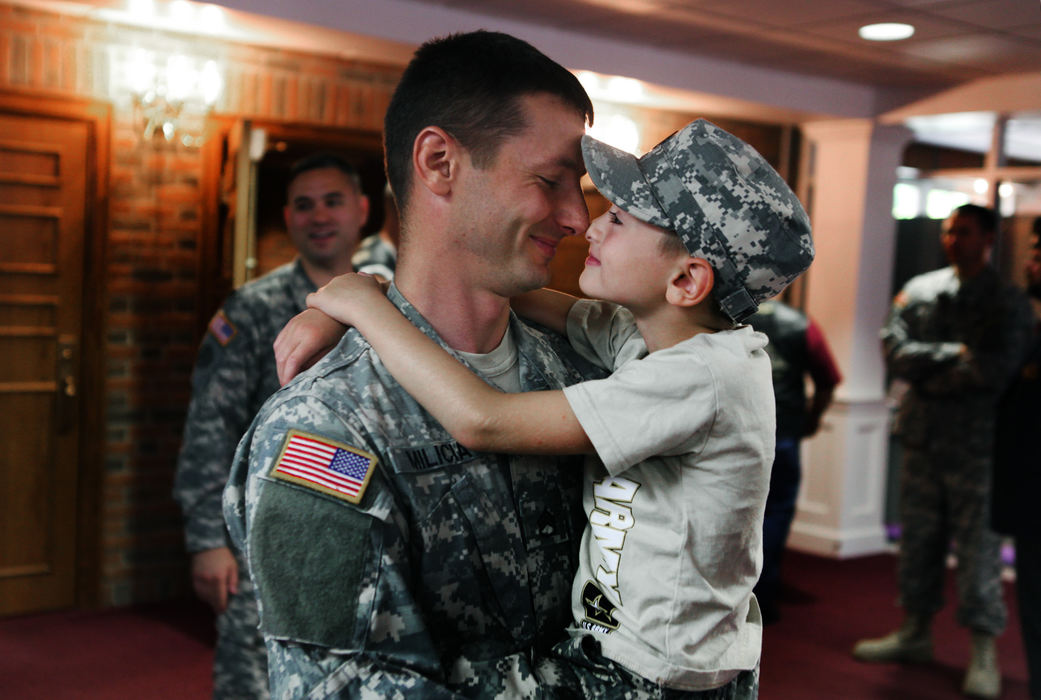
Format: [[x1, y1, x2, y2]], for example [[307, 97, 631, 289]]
[[284, 166, 369, 274]]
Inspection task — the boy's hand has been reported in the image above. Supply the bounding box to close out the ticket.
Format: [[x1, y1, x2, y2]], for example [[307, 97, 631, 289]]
[[307, 272, 387, 324], [274, 309, 346, 385]]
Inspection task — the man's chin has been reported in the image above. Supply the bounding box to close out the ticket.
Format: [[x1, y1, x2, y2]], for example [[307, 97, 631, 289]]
[[503, 269, 551, 298]]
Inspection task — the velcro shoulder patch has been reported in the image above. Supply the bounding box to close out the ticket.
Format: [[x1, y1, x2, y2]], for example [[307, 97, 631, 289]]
[[208, 310, 237, 346], [270, 430, 378, 505]]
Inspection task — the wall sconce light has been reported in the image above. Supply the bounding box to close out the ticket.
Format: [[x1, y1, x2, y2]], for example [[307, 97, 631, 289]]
[[126, 49, 222, 147], [587, 114, 642, 155]]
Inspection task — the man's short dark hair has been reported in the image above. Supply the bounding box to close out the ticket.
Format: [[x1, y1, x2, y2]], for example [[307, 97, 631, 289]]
[[954, 203, 997, 234], [287, 153, 362, 201], [383, 30, 594, 216]]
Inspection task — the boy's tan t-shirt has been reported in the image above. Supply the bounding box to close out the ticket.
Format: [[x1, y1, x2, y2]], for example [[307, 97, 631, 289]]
[[562, 299, 774, 691]]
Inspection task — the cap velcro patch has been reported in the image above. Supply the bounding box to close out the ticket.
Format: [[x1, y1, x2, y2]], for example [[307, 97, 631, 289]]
[[270, 430, 378, 505], [207, 310, 237, 346]]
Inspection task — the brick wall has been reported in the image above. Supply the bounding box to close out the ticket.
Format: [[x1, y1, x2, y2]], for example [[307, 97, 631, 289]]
[[0, 2, 400, 606]]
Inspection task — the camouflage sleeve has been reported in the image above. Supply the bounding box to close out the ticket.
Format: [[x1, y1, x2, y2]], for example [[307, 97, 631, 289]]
[[239, 396, 464, 699], [173, 295, 263, 553], [917, 288, 1034, 396], [880, 294, 963, 384]]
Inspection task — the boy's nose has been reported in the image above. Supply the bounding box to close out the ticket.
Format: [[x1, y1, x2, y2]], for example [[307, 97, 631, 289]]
[[585, 212, 607, 242]]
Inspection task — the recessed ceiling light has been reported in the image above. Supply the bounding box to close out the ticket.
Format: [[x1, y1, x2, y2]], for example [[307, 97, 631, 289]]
[[858, 23, 915, 41]]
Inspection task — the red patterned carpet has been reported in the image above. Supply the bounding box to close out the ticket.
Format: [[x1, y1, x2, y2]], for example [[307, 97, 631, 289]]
[[0, 550, 1030, 699], [760, 551, 1030, 699]]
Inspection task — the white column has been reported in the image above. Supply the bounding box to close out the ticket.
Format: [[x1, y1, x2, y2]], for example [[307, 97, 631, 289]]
[[787, 119, 913, 558]]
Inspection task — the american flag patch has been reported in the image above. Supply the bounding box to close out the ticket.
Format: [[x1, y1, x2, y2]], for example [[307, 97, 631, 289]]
[[208, 310, 237, 346], [270, 430, 377, 504]]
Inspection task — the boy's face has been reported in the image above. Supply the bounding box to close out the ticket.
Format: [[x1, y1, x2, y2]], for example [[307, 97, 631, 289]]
[[450, 93, 589, 297], [579, 204, 684, 313]]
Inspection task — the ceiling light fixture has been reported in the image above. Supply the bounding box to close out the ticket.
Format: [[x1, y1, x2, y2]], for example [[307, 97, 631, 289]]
[[858, 23, 915, 41]]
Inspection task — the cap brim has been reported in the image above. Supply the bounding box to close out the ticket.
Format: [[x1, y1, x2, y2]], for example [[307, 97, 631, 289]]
[[581, 134, 671, 230]]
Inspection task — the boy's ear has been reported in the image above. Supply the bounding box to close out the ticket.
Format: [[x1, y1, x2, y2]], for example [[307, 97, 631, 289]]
[[666, 257, 715, 307], [413, 126, 457, 197]]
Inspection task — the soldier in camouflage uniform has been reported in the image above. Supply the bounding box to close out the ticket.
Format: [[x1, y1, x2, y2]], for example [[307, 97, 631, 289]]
[[222, 31, 602, 698], [853, 204, 1033, 699], [174, 153, 369, 699]]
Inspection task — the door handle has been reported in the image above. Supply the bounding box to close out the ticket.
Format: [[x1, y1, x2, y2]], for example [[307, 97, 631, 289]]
[[57, 337, 78, 433]]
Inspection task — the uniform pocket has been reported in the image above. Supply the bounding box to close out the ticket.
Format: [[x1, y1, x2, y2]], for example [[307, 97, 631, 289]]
[[414, 471, 535, 650]]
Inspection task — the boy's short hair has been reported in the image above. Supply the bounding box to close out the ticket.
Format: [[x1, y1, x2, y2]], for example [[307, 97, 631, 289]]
[[582, 119, 814, 323], [383, 30, 594, 216]]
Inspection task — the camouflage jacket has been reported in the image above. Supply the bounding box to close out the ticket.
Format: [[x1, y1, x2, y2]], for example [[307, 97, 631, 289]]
[[174, 260, 316, 553], [223, 285, 602, 698], [881, 265, 1033, 452], [351, 234, 397, 280]]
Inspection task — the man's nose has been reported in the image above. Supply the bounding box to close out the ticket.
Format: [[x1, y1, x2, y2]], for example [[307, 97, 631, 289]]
[[557, 184, 589, 238]]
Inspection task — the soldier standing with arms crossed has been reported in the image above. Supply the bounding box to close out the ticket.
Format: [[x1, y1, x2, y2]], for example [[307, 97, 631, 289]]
[[853, 204, 1033, 699]]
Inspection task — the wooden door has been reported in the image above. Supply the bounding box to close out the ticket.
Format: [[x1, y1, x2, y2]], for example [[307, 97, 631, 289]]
[[0, 110, 89, 615]]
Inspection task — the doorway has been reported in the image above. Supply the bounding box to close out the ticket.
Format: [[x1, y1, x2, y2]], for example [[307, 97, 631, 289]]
[[0, 92, 108, 616], [198, 118, 385, 330]]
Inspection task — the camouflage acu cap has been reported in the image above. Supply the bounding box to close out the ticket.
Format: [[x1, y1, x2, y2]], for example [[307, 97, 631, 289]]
[[582, 118, 814, 323]]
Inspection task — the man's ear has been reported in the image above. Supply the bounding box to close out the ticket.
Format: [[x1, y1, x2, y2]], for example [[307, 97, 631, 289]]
[[356, 194, 370, 225], [413, 126, 457, 198], [666, 257, 714, 307]]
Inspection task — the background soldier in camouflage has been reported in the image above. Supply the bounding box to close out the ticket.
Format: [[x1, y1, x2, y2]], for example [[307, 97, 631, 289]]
[[352, 182, 399, 280], [853, 203, 1033, 699], [173, 153, 369, 699], [223, 31, 610, 698]]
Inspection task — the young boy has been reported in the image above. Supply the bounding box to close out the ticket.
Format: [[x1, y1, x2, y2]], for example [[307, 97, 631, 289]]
[[299, 119, 814, 696]]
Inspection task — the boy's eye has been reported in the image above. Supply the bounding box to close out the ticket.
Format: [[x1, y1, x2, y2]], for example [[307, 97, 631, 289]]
[[608, 210, 622, 225]]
